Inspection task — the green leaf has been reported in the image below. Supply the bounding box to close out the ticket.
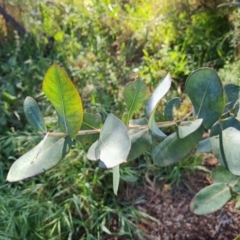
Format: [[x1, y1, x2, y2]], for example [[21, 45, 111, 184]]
[[129, 118, 148, 126], [218, 2, 240, 8], [42, 64, 83, 138], [232, 179, 240, 193], [113, 165, 120, 195], [178, 119, 203, 139], [7, 134, 72, 182], [211, 166, 238, 184], [146, 73, 171, 137], [210, 116, 240, 175], [164, 97, 181, 121], [186, 68, 225, 129], [224, 84, 239, 113], [128, 128, 152, 161], [127, 118, 152, 161], [75, 113, 102, 144], [152, 126, 204, 167], [87, 114, 131, 169], [123, 79, 148, 123], [190, 183, 231, 215], [24, 96, 47, 132], [86, 140, 99, 161], [212, 167, 240, 192], [196, 138, 212, 153]]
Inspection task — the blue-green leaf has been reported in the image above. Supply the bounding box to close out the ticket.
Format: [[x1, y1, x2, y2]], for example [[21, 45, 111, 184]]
[[146, 73, 171, 137], [211, 166, 238, 184], [7, 134, 72, 182], [196, 138, 212, 153], [113, 165, 120, 195], [218, 2, 240, 8], [190, 183, 231, 215], [210, 116, 240, 175], [164, 97, 181, 121], [24, 97, 47, 132], [178, 119, 203, 139], [87, 114, 131, 169], [224, 84, 239, 115], [186, 68, 225, 129], [152, 126, 204, 166]]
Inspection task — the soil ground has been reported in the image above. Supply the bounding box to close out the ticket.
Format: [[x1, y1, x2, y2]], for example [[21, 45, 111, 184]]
[[107, 154, 240, 240]]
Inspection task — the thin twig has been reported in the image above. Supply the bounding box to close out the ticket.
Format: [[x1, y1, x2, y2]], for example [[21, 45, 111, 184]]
[[39, 119, 196, 137]]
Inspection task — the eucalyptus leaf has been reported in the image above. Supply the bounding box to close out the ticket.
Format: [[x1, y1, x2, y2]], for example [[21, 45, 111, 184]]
[[232, 179, 240, 193], [24, 96, 47, 132], [86, 140, 99, 161], [210, 116, 240, 175], [76, 113, 102, 144], [86, 114, 131, 169], [129, 118, 148, 126], [146, 73, 171, 137], [196, 138, 212, 153], [218, 2, 240, 7], [178, 119, 203, 139], [152, 126, 204, 167], [164, 97, 181, 121], [127, 128, 152, 161], [42, 64, 83, 138], [7, 135, 72, 182], [186, 68, 225, 129], [128, 118, 152, 161], [113, 165, 120, 195], [211, 166, 238, 184], [123, 79, 148, 123], [224, 84, 239, 113], [190, 183, 231, 215], [211, 166, 240, 192]]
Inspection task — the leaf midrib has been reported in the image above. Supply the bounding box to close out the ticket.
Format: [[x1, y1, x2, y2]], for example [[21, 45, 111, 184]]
[[196, 79, 211, 118], [55, 68, 68, 133], [30, 106, 45, 132], [127, 80, 140, 122]]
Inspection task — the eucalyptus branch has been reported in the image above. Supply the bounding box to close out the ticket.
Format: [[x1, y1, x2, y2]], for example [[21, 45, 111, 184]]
[[39, 119, 196, 137]]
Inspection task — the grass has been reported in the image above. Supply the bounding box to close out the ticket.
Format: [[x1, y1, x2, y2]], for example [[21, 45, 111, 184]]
[[0, 144, 151, 239]]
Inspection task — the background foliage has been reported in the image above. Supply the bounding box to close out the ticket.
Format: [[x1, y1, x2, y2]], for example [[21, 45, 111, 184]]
[[0, 0, 239, 238]]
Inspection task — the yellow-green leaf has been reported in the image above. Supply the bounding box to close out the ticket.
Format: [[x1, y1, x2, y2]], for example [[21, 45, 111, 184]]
[[42, 64, 83, 138]]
